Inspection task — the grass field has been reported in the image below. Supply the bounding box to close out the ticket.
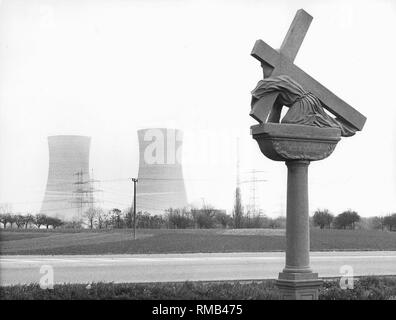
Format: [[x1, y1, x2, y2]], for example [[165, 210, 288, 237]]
[[1, 276, 396, 300], [1, 228, 396, 255]]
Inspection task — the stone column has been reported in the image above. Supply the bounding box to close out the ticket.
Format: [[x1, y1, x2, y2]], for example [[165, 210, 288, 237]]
[[284, 160, 311, 273], [251, 123, 342, 300], [276, 160, 322, 300]]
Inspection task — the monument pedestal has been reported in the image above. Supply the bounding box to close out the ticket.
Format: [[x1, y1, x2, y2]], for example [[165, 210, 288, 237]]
[[251, 123, 340, 300], [277, 272, 322, 300], [249, 8, 366, 300]]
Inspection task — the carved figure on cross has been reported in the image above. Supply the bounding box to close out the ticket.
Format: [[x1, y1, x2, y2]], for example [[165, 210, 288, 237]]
[[250, 9, 366, 137]]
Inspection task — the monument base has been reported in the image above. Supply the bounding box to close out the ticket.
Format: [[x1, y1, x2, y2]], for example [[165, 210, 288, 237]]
[[276, 272, 323, 300]]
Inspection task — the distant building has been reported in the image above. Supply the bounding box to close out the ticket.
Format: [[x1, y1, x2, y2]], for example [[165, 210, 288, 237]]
[[40, 135, 91, 221], [136, 128, 188, 214]]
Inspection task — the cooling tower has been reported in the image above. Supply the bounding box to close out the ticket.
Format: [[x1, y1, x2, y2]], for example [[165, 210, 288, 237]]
[[137, 128, 188, 213], [40, 135, 91, 221]]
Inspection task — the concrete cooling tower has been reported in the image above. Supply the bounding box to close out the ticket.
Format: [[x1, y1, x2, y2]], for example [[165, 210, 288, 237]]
[[40, 135, 91, 221], [137, 128, 188, 213]]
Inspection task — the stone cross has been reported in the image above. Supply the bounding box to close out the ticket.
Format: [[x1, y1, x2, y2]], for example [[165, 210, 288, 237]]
[[249, 9, 367, 300], [250, 9, 366, 132]]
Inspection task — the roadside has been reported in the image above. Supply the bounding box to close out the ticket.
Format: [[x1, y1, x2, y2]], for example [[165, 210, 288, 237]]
[[1, 276, 396, 300]]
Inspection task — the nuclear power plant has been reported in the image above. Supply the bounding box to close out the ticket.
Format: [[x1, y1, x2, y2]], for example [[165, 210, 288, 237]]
[[137, 128, 188, 213], [39, 130, 188, 219], [40, 135, 92, 221]]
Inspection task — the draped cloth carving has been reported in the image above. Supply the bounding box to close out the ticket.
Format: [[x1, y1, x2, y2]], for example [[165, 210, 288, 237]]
[[251, 75, 356, 137]]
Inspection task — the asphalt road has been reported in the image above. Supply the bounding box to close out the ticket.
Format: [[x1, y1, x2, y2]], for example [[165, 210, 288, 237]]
[[1, 251, 396, 285]]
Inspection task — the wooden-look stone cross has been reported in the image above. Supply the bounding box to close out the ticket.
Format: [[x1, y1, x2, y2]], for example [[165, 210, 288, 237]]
[[250, 9, 366, 132], [250, 9, 367, 300]]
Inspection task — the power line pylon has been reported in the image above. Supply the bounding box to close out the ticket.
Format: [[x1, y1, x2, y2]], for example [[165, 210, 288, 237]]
[[240, 169, 267, 218], [249, 169, 258, 217], [72, 169, 102, 219]]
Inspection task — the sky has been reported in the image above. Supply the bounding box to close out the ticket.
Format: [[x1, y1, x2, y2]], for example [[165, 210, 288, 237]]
[[0, 0, 395, 217]]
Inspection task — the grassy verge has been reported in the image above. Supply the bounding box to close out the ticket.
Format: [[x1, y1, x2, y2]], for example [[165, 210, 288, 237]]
[[1, 277, 396, 300], [1, 228, 396, 255]]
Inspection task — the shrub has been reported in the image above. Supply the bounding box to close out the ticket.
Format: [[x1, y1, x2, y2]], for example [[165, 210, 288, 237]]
[[191, 207, 216, 229], [268, 216, 286, 229], [214, 211, 233, 228], [165, 208, 194, 229], [320, 276, 396, 300], [136, 211, 166, 229]]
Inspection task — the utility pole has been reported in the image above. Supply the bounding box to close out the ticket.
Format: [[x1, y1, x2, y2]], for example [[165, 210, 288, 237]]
[[131, 178, 138, 240]]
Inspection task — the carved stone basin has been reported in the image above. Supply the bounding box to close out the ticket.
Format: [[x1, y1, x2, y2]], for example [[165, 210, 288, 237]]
[[251, 123, 341, 162]]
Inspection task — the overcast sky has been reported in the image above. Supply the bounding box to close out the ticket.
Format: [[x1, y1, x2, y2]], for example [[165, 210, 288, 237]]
[[0, 0, 395, 217]]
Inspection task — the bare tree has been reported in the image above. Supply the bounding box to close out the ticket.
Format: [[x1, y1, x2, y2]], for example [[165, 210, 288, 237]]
[[8, 215, 16, 229], [84, 207, 97, 229], [0, 203, 13, 228], [15, 214, 26, 229], [34, 214, 47, 229], [102, 211, 112, 229], [192, 205, 216, 229], [24, 214, 35, 229], [96, 208, 105, 229], [0, 213, 10, 228], [51, 217, 64, 229]]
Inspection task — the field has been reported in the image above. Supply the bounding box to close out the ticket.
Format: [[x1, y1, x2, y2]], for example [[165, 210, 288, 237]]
[[1, 276, 396, 300], [1, 228, 396, 255]]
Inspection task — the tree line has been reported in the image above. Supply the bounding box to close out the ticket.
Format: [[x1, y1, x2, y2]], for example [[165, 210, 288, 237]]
[[312, 209, 396, 231], [1, 205, 395, 231], [0, 213, 64, 229], [81, 206, 287, 230], [0, 205, 286, 230]]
